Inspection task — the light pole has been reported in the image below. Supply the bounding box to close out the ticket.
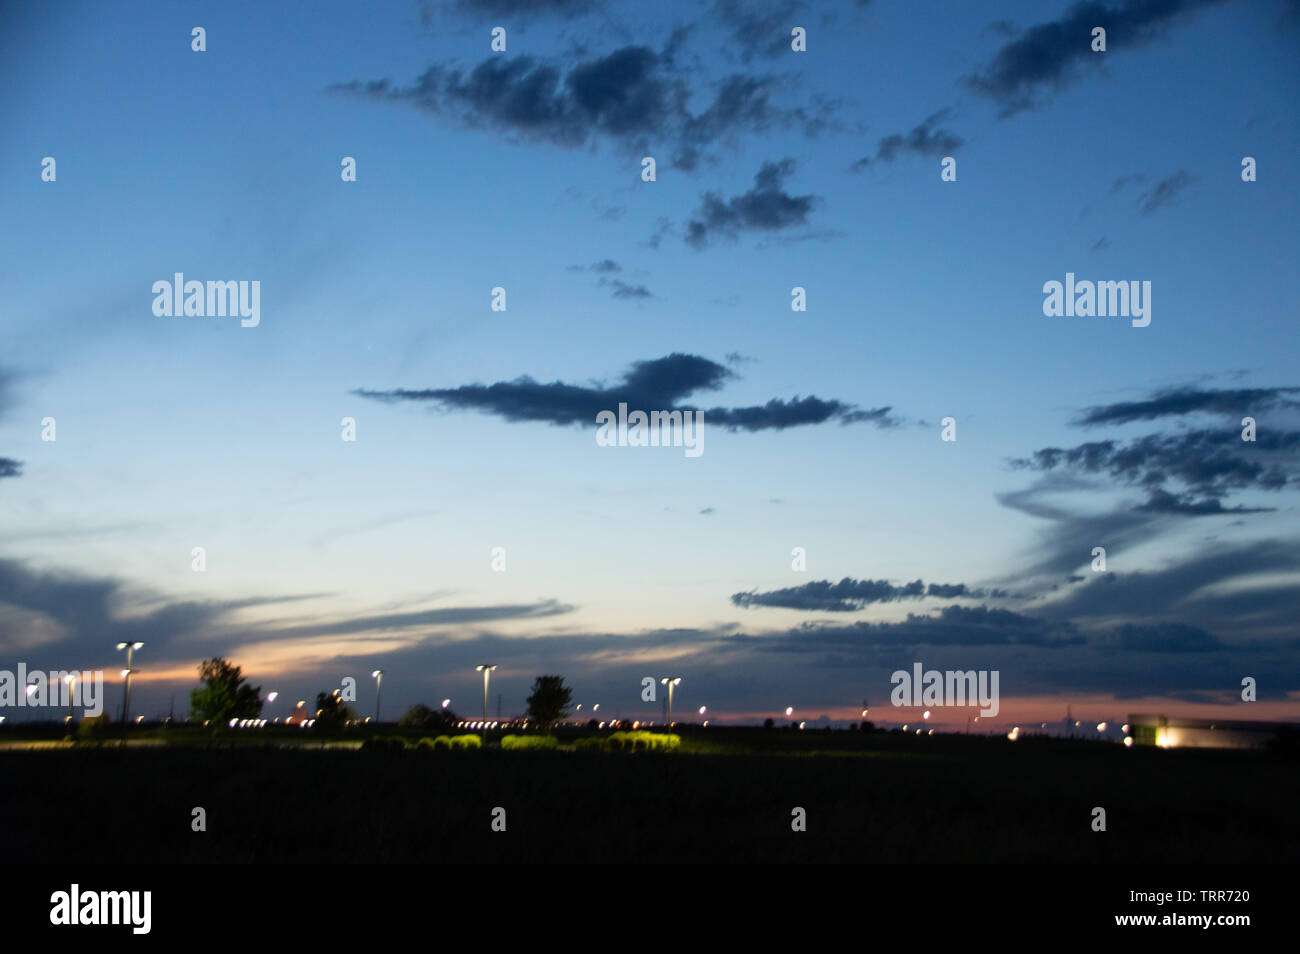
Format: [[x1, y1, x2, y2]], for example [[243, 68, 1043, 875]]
[[64, 674, 77, 723], [475, 665, 496, 722], [371, 670, 384, 722], [116, 641, 144, 725], [660, 677, 681, 723]]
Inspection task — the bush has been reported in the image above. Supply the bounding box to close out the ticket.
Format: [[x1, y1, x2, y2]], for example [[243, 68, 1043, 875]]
[[76, 713, 112, 742], [449, 734, 481, 749], [500, 734, 559, 750], [416, 737, 437, 750], [433, 735, 452, 749], [571, 736, 607, 751], [607, 731, 680, 752]]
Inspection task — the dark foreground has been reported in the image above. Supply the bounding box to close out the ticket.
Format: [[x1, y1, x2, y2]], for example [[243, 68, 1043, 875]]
[[3, 730, 1296, 863]]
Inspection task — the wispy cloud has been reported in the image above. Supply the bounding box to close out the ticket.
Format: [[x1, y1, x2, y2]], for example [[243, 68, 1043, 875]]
[[355, 353, 904, 432]]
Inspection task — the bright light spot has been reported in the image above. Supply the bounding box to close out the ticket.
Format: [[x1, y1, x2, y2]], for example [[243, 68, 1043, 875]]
[[1123, 737, 1133, 748], [1097, 722, 1107, 732], [785, 707, 793, 717], [267, 692, 278, 703], [922, 710, 931, 720], [1122, 723, 1129, 734], [1007, 727, 1020, 741]]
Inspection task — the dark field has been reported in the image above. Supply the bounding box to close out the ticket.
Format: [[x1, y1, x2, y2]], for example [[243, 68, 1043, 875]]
[[4, 728, 1296, 863]]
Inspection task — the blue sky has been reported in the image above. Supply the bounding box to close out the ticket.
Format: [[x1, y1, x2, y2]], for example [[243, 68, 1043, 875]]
[[2, 0, 1298, 728]]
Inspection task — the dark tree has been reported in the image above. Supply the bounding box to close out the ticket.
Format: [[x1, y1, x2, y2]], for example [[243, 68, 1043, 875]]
[[399, 703, 458, 729], [189, 657, 263, 725], [314, 690, 357, 734], [525, 675, 572, 729]]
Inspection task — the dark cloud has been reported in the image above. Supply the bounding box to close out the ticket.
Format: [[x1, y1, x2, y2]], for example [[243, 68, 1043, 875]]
[[1009, 428, 1298, 510], [714, 0, 804, 61], [355, 352, 903, 432], [684, 159, 818, 248], [330, 44, 828, 168], [0, 555, 573, 669], [1137, 170, 1193, 214], [966, 0, 1230, 117], [1008, 385, 1300, 516], [777, 605, 1087, 649], [0, 369, 22, 479], [1103, 622, 1223, 652], [569, 259, 622, 273], [732, 578, 1009, 612], [1074, 385, 1300, 427], [599, 277, 653, 299], [850, 109, 963, 170], [1033, 538, 1300, 637]]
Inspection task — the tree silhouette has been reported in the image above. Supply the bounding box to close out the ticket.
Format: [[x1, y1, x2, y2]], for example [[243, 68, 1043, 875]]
[[525, 675, 572, 729], [189, 657, 263, 724]]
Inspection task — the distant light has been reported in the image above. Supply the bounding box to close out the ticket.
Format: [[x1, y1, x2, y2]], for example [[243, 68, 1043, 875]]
[[1121, 723, 1130, 734], [1123, 737, 1134, 747], [267, 692, 278, 703], [698, 706, 707, 715], [593, 704, 599, 711], [785, 707, 794, 717], [1097, 722, 1107, 732], [927, 729, 934, 736], [229, 718, 238, 728], [922, 710, 930, 720], [442, 699, 451, 708], [1007, 727, 1020, 741], [861, 709, 869, 717], [798, 721, 806, 730]]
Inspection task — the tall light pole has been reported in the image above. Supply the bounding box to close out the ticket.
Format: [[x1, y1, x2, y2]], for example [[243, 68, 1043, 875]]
[[660, 677, 681, 723], [64, 674, 77, 723], [116, 641, 144, 725], [371, 670, 384, 722], [475, 665, 496, 722]]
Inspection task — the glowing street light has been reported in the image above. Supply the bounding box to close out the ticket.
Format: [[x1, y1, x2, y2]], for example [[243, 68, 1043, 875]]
[[64, 674, 77, 723], [659, 677, 682, 722], [116, 641, 144, 725], [476, 665, 497, 722], [785, 706, 794, 718], [371, 670, 384, 722], [267, 691, 278, 704]]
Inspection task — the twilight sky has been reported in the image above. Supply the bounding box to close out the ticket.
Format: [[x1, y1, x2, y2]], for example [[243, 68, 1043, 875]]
[[1, 0, 1298, 728]]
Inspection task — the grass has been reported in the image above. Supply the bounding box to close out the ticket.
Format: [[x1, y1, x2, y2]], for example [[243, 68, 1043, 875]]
[[1, 726, 1295, 862]]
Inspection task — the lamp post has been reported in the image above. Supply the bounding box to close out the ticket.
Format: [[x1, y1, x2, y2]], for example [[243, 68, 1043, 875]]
[[659, 677, 681, 723], [64, 674, 77, 723], [371, 670, 384, 722], [475, 665, 496, 722], [116, 641, 144, 725]]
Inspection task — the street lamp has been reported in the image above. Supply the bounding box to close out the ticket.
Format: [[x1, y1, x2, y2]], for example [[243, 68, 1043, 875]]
[[64, 674, 77, 723], [371, 670, 384, 722], [475, 665, 497, 722], [659, 677, 682, 723], [116, 641, 144, 725]]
